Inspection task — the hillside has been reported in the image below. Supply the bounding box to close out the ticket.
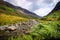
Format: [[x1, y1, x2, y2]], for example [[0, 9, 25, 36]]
[[0, 1, 40, 40], [4, 9, 59, 40], [0, 0, 60, 40], [29, 2, 60, 40], [52, 2, 60, 12], [31, 9, 60, 40], [0, 5, 28, 26], [0, 0, 39, 26]]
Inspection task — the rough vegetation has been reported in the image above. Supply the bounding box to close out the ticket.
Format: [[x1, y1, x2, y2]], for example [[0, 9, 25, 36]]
[[0, 19, 39, 40], [0, 10, 60, 40], [30, 10, 60, 40], [7, 10, 60, 40], [0, 5, 39, 26], [0, 0, 39, 40], [0, 0, 60, 40]]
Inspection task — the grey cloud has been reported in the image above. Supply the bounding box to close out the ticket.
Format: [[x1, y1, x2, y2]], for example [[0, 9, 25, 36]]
[[4, 0, 59, 17], [27, 0, 36, 2], [43, 0, 53, 4], [29, 0, 53, 11]]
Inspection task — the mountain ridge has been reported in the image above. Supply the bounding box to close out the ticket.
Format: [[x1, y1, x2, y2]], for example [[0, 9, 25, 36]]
[[0, 0, 40, 26], [2, 0, 40, 18], [52, 1, 60, 12], [46, 1, 60, 17]]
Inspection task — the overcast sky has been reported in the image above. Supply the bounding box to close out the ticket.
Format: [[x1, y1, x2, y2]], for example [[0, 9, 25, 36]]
[[4, 0, 60, 17]]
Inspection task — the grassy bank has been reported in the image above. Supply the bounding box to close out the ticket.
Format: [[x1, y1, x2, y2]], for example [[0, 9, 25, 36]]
[[0, 13, 28, 26]]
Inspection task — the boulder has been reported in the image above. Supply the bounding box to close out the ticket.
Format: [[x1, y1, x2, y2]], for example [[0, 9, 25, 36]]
[[7, 26, 17, 31], [0, 27, 6, 30]]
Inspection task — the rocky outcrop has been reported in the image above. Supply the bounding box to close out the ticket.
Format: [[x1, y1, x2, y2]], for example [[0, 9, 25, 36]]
[[0, 19, 39, 37]]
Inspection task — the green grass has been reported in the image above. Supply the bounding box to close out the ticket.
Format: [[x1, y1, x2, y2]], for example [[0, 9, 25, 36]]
[[0, 5, 38, 26], [0, 5, 38, 19], [8, 35, 33, 40], [0, 6, 29, 26], [0, 5, 16, 12], [0, 13, 29, 26], [30, 10, 60, 40], [0, 2, 60, 40], [10, 10, 60, 40]]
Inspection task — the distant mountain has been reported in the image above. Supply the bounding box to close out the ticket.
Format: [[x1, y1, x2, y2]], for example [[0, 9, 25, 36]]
[[1, 0, 40, 18], [51, 2, 60, 12], [0, 0, 40, 26], [44, 2, 60, 20], [46, 1, 60, 16]]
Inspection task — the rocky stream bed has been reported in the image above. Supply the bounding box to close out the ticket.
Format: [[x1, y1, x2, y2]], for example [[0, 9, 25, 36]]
[[0, 19, 39, 40]]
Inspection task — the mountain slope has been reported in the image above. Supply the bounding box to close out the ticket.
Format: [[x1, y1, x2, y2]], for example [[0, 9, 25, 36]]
[[52, 2, 60, 12], [5, 1, 40, 18], [0, 0, 40, 18], [31, 2, 60, 40], [0, 0, 39, 26], [0, 5, 29, 26], [0, 0, 60, 40], [52, 1, 60, 12], [31, 9, 60, 40]]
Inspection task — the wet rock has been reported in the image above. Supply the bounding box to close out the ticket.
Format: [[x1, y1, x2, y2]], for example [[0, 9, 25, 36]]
[[7, 26, 17, 31]]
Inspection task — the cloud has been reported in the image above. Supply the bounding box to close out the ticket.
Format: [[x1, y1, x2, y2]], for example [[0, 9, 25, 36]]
[[34, 7, 54, 17], [43, 0, 53, 4], [33, 0, 59, 16], [4, 0, 32, 9], [4, 0, 59, 17]]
